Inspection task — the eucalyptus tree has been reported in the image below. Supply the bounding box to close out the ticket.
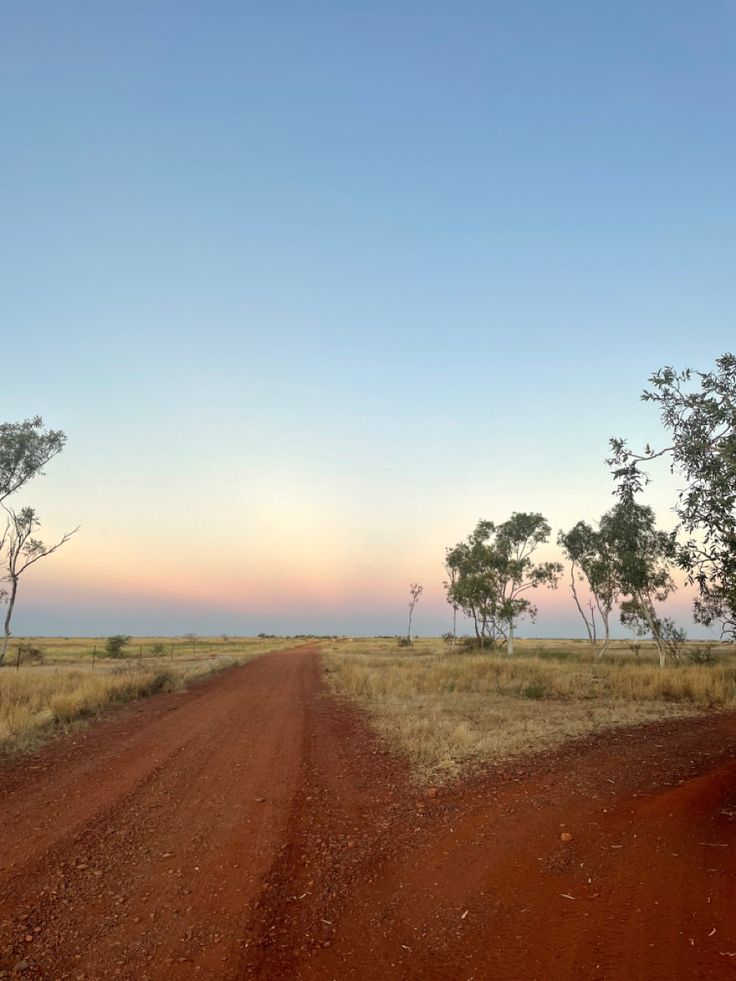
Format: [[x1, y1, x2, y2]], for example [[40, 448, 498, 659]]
[[558, 518, 619, 657], [0, 506, 78, 665], [445, 520, 502, 647], [494, 513, 563, 654], [442, 558, 459, 645], [406, 583, 423, 644], [610, 353, 736, 639], [445, 513, 562, 654], [601, 500, 676, 667], [0, 417, 66, 503], [0, 417, 73, 665]]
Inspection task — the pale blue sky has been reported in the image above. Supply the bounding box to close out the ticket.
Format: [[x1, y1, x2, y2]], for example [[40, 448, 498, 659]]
[[2, 2, 734, 636]]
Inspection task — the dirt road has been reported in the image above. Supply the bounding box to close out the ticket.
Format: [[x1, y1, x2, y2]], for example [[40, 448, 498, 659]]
[[1, 646, 735, 980]]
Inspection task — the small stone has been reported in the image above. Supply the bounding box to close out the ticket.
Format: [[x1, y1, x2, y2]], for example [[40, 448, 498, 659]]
[[255, 798, 266, 803], [560, 832, 573, 843]]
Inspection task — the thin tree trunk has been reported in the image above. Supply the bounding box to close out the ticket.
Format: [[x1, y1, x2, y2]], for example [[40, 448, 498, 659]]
[[507, 621, 514, 656], [0, 578, 18, 667], [597, 608, 611, 658], [569, 564, 595, 651], [638, 593, 666, 667]]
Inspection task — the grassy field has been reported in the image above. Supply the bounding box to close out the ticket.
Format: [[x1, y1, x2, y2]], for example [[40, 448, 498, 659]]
[[322, 637, 736, 782], [0, 635, 292, 754]]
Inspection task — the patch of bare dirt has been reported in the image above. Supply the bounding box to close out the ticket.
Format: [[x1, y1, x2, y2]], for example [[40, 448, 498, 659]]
[[1, 647, 735, 980]]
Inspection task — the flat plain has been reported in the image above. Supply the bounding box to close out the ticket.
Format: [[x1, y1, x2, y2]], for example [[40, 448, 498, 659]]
[[0, 638, 735, 980]]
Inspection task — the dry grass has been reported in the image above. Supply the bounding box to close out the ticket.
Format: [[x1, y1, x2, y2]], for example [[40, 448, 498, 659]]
[[0, 635, 293, 754], [322, 637, 736, 782], [2, 635, 287, 667]]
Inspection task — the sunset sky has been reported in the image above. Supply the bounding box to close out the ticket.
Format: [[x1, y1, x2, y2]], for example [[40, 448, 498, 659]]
[[3, 2, 735, 637]]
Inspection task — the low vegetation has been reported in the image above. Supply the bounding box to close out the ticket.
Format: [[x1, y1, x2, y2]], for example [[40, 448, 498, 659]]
[[0, 635, 288, 754], [323, 637, 736, 782]]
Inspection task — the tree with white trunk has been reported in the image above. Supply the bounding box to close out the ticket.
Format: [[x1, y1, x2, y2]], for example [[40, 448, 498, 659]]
[[558, 517, 619, 657], [0, 417, 76, 666], [0, 506, 78, 665], [445, 513, 562, 653], [406, 583, 423, 644]]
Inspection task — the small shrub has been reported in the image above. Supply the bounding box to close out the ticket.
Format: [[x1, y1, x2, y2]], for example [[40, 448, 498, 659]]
[[459, 636, 480, 652], [397, 636, 412, 648], [523, 682, 546, 700], [660, 619, 688, 665], [686, 645, 715, 666], [105, 635, 131, 658], [151, 642, 166, 657], [532, 648, 572, 663], [15, 643, 45, 665]]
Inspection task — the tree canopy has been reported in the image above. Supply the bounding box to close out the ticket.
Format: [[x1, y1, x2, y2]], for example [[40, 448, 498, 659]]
[[610, 352, 736, 639], [0, 417, 66, 503], [445, 513, 561, 654]]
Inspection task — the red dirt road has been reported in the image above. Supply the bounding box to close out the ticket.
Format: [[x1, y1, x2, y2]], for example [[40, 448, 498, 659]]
[[1, 646, 735, 980]]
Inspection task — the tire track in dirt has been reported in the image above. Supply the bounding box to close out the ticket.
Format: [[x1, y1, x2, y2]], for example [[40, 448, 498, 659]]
[[2, 647, 736, 980], [245, 702, 736, 981], [0, 645, 317, 979]]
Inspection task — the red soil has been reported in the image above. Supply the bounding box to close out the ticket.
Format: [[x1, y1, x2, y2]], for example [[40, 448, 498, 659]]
[[1, 645, 735, 980]]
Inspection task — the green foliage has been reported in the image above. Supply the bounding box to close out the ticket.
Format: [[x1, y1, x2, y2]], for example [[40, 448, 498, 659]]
[[558, 517, 619, 650], [659, 618, 688, 665], [610, 352, 736, 639], [105, 635, 131, 658], [526, 647, 573, 662], [445, 513, 562, 651], [0, 416, 66, 503], [151, 642, 166, 657], [523, 681, 546, 699], [686, 645, 715, 666]]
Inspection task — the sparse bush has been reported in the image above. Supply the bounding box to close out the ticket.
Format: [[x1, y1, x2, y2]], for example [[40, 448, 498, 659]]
[[459, 636, 480, 652], [15, 643, 45, 665], [321, 637, 736, 782], [151, 642, 166, 657], [397, 636, 412, 648], [105, 635, 131, 658], [686, 645, 715, 666], [660, 619, 688, 665], [528, 647, 573, 663], [523, 681, 546, 699]]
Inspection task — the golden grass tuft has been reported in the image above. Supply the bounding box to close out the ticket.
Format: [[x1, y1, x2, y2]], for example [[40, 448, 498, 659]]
[[0, 667, 183, 752], [0, 636, 293, 755], [322, 638, 736, 782]]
